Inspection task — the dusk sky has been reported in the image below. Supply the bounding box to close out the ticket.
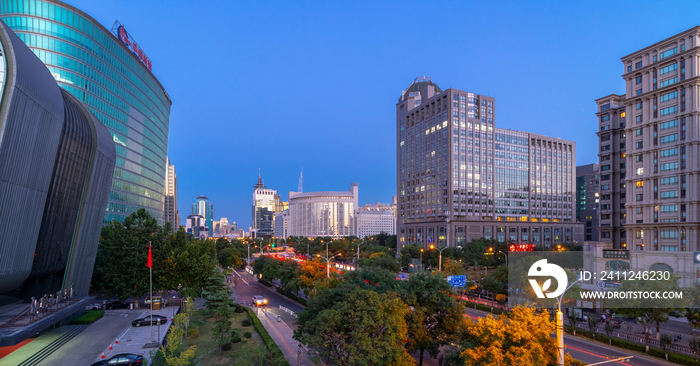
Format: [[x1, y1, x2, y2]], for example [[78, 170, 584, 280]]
[[67, 0, 700, 229]]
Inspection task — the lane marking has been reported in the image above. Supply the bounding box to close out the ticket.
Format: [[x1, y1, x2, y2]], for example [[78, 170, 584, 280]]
[[117, 310, 147, 341], [566, 345, 634, 366]]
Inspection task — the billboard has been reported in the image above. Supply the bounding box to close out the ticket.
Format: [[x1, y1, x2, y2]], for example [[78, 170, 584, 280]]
[[111, 21, 153, 71]]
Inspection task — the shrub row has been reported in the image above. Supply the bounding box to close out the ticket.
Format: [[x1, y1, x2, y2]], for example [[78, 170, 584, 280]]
[[258, 279, 273, 287], [463, 300, 509, 315], [71, 310, 104, 325], [565, 325, 700, 365], [244, 306, 291, 366], [276, 287, 307, 306]]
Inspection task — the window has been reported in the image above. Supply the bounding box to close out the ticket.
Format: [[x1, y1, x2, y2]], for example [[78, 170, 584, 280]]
[[636, 89, 643, 95], [660, 91, 678, 103], [601, 145, 611, 152], [660, 63, 678, 75], [660, 162, 678, 171], [601, 164, 611, 171], [636, 194, 643, 201], [636, 141, 643, 149], [660, 205, 678, 213], [636, 128, 643, 136], [600, 115, 610, 122], [636, 61, 643, 69], [600, 134, 610, 142], [600, 103, 610, 112], [602, 174, 610, 181], [636, 167, 644, 176], [660, 105, 678, 116], [659, 119, 678, 130], [660, 47, 677, 60], [660, 229, 679, 239], [636, 101, 643, 110], [660, 148, 678, 158], [636, 115, 643, 124], [660, 190, 679, 199], [636, 155, 643, 162], [660, 134, 678, 144], [636, 180, 644, 187], [660, 176, 678, 185], [636, 76, 643, 84], [660, 77, 678, 88]]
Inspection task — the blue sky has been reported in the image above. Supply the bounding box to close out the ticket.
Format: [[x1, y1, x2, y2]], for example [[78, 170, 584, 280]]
[[69, 0, 700, 229]]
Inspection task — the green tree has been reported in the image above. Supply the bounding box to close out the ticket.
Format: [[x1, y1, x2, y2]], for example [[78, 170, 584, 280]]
[[296, 287, 413, 366], [202, 270, 236, 358], [401, 273, 464, 366], [441, 258, 466, 277], [93, 209, 164, 303], [219, 247, 244, 269], [159, 312, 196, 366], [360, 252, 401, 273]]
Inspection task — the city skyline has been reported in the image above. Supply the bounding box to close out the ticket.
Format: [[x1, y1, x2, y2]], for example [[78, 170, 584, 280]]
[[56, 0, 700, 229]]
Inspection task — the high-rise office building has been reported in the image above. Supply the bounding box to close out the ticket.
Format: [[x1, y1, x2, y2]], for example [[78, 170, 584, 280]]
[[598, 26, 700, 254], [396, 76, 582, 250], [0, 0, 172, 224], [252, 173, 284, 237], [192, 196, 213, 236], [576, 163, 600, 241], [355, 199, 397, 238], [164, 157, 179, 228]]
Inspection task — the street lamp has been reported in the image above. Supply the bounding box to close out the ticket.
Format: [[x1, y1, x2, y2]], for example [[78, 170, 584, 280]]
[[484, 247, 507, 266], [429, 244, 449, 272], [420, 248, 424, 272], [244, 240, 254, 268], [553, 277, 581, 366], [317, 253, 341, 279], [353, 240, 364, 269]]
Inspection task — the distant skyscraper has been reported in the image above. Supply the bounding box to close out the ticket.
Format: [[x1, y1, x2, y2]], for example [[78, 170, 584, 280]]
[[192, 196, 213, 236], [185, 214, 208, 239], [0, 1, 172, 224], [576, 164, 600, 241], [164, 157, 180, 228], [252, 173, 284, 237], [396, 76, 582, 250]]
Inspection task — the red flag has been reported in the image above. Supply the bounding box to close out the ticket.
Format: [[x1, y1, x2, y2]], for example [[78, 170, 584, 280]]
[[147, 243, 153, 268]]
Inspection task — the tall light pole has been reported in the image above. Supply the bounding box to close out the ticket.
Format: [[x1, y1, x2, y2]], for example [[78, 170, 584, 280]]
[[420, 248, 424, 272], [429, 244, 449, 272], [353, 240, 364, 269], [244, 240, 253, 268], [317, 253, 341, 279], [554, 277, 581, 366], [485, 247, 508, 266]]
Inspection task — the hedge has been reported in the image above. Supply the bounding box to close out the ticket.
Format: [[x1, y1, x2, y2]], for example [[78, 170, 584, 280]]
[[276, 287, 307, 306], [71, 310, 104, 325], [258, 279, 273, 287], [244, 306, 290, 366]]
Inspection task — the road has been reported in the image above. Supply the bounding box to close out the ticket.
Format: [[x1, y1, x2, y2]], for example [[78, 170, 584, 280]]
[[231, 270, 304, 329]]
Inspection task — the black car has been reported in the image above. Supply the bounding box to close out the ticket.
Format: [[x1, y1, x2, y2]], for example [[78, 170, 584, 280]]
[[106, 301, 130, 310], [132, 315, 167, 327], [91, 353, 143, 366]]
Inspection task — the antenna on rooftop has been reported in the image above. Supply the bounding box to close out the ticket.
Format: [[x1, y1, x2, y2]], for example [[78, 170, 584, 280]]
[[298, 168, 303, 193]]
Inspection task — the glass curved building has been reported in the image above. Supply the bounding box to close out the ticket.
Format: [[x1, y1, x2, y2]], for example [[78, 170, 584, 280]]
[[0, 0, 172, 223], [288, 183, 359, 238]]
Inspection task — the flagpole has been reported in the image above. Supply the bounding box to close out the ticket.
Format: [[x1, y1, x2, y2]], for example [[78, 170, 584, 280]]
[[149, 240, 153, 344]]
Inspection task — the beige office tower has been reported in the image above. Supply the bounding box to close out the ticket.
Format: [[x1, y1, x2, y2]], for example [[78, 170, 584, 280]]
[[164, 157, 180, 228], [595, 95, 627, 248], [396, 76, 582, 252]]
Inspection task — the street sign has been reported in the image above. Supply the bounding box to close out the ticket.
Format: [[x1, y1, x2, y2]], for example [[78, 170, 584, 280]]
[[447, 275, 467, 288]]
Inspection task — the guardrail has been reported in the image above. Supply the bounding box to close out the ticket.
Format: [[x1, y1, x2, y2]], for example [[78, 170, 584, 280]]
[[279, 305, 298, 318]]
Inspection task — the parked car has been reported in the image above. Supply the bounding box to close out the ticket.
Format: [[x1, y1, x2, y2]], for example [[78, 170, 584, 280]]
[[131, 315, 167, 327], [106, 301, 130, 310], [86, 303, 100, 310], [253, 296, 268, 306], [91, 353, 143, 366]]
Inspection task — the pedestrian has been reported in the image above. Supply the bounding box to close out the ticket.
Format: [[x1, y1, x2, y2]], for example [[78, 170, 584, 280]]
[[583, 314, 588, 322]]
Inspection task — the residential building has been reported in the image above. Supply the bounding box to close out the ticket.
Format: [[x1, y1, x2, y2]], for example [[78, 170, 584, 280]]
[[287, 183, 359, 238], [355, 199, 397, 238], [0, 1, 172, 224], [576, 163, 600, 241], [396, 76, 582, 251], [192, 195, 213, 235], [0, 19, 115, 345], [252, 173, 284, 237], [164, 157, 180, 228], [591, 26, 700, 285]]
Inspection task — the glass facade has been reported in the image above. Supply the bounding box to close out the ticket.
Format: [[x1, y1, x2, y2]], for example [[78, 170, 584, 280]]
[[289, 197, 355, 238], [0, 0, 171, 224]]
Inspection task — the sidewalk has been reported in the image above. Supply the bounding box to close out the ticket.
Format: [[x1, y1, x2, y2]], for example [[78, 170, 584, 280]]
[[93, 307, 177, 363], [254, 307, 301, 365]]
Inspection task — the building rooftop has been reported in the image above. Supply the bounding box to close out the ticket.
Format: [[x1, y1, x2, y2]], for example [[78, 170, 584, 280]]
[[405, 75, 442, 94]]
